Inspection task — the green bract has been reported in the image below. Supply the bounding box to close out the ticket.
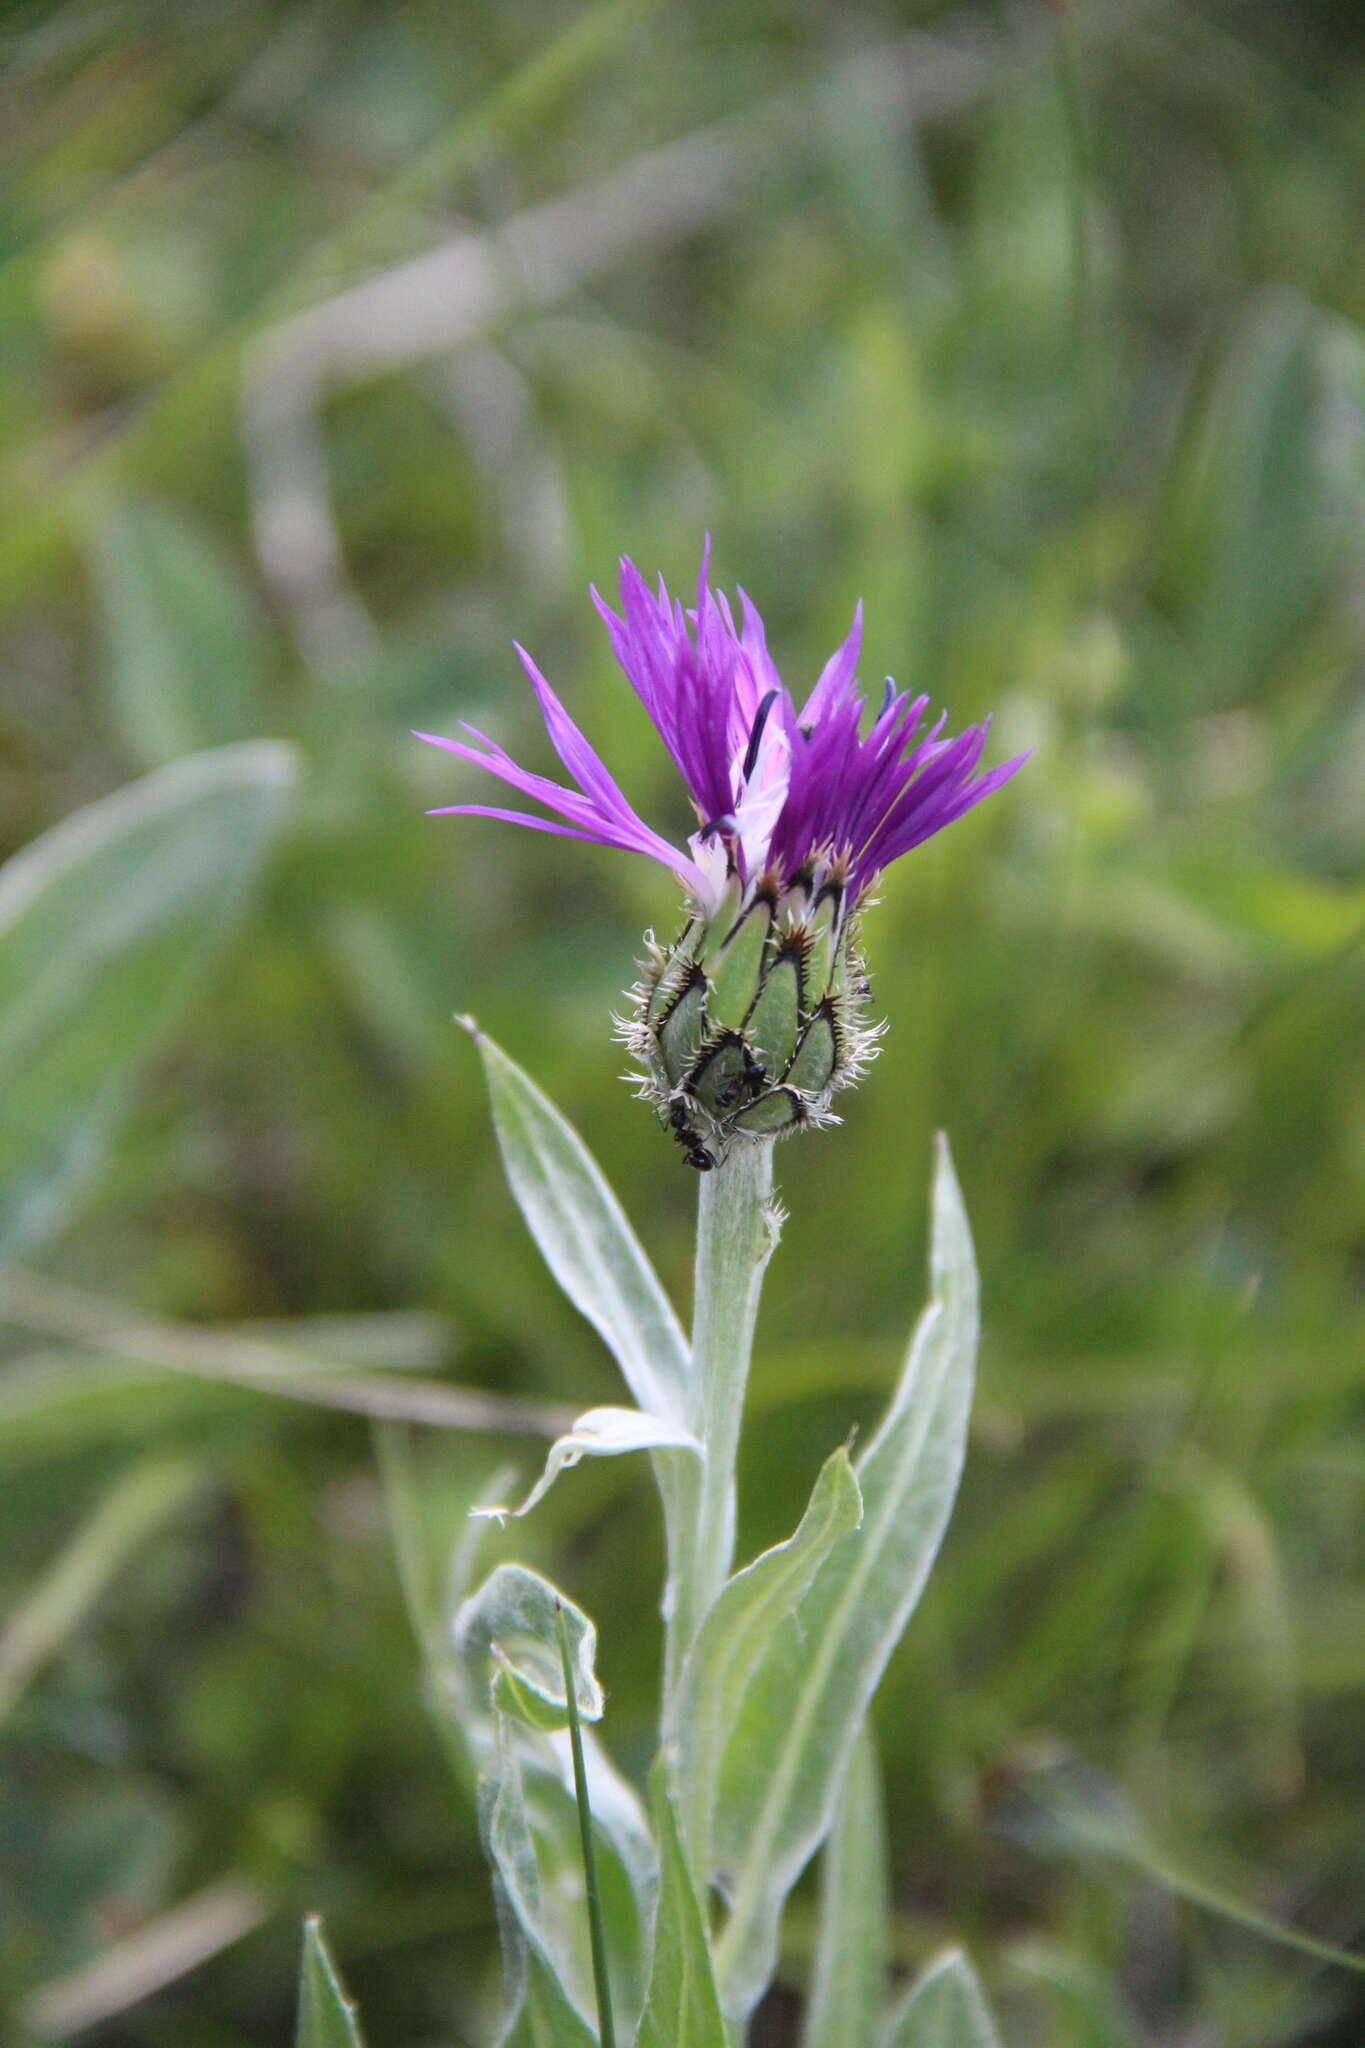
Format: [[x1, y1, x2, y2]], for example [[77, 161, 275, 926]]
[[624, 888, 879, 1172]]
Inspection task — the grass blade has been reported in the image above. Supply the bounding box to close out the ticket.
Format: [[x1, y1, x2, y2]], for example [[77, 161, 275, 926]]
[[557, 1598, 617, 2048]]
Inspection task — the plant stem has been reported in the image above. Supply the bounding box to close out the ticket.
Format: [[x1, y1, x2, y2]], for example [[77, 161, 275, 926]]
[[665, 1141, 777, 1697], [556, 1600, 616, 2048]]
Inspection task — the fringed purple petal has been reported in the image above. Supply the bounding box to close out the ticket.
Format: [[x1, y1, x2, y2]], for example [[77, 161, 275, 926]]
[[593, 558, 734, 827], [798, 602, 863, 725], [851, 736, 1031, 891], [425, 805, 618, 843], [512, 644, 638, 819], [735, 587, 786, 721], [413, 728, 700, 887], [420, 545, 1026, 909]]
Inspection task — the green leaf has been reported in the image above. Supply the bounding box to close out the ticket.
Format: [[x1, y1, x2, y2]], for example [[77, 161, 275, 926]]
[[883, 1948, 1001, 2048], [481, 1718, 599, 2047], [467, 1024, 690, 1424], [381, 1445, 655, 2018], [87, 495, 265, 768], [296, 1917, 367, 2048], [635, 1769, 728, 2048], [0, 741, 298, 1265], [671, 1445, 863, 1879], [471, 1405, 701, 1524], [457, 1564, 604, 1733], [712, 1136, 978, 2022], [799, 1728, 888, 2048]]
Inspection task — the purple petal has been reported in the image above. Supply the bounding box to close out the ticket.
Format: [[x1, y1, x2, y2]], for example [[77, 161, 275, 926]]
[[414, 728, 701, 887], [597, 555, 735, 828], [421, 547, 1028, 912], [798, 602, 863, 725]]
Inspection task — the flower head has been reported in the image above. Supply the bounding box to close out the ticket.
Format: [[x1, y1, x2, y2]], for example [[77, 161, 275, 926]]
[[418, 541, 1023, 922], [419, 545, 1026, 1166]]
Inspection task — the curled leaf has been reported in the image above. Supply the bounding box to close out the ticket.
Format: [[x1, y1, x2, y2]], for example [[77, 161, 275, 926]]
[[470, 1406, 702, 1524], [456, 1563, 604, 1732]]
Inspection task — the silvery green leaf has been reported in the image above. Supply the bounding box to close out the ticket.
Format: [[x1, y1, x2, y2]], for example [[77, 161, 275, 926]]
[[553, 1724, 657, 1927], [712, 1136, 978, 2022], [481, 1719, 598, 2047], [883, 1948, 1001, 2048], [456, 1564, 603, 1732], [503, 1729, 656, 2036], [296, 1917, 366, 2048], [634, 1768, 728, 2048], [468, 1025, 690, 1423], [671, 1446, 863, 1878], [471, 1406, 701, 1524], [0, 743, 297, 1266], [379, 1449, 654, 2032], [386, 1449, 656, 2015], [799, 1728, 888, 2048]]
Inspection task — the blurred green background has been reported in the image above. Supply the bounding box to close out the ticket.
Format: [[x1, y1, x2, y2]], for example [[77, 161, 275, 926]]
[[2, 1, 1363, 2043]]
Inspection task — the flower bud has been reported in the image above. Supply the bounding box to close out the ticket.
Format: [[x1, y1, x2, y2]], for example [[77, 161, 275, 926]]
[[622, 878, 879, 1170]]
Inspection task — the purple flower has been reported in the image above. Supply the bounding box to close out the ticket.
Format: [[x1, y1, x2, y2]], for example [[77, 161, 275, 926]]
[[417, 544, 1026, 921]]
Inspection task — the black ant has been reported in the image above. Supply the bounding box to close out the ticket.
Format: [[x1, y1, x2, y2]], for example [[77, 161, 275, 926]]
[[667, 1097, 715, 1171]]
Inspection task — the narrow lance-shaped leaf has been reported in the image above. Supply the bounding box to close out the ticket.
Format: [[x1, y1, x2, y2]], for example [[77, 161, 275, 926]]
[[553, 1723, 657, 2034], [634, 1767, 728, 2048], [670, 1446, 863, 1879], [481, 1718, 599, 2048], [0, 742, 298, 1266], [421, 1485, 656, 2031], [468, 1025, 690, 1423], [883, 1948, 1002, 2048], [799, 1727, 888, 2048], [471, 1406, 701, 1525], [712, 1136, 978, 2022], [296, 1917, 366, 2048], [488, 1721, 657, 2038]]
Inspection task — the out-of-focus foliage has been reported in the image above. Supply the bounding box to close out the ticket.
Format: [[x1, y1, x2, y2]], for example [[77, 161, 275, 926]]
[[1, 1, 1362, 2043]]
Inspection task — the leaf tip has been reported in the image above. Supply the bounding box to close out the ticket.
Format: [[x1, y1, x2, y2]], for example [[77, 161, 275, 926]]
[[930, 1129, 968, 1222]]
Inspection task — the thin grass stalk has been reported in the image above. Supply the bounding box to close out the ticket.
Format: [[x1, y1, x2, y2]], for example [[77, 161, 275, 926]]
[[556, 1599, 617, 2048]]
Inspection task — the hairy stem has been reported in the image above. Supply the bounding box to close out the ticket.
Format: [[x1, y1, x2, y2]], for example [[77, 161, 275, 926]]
[[665, 1141, 778, 1701]]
